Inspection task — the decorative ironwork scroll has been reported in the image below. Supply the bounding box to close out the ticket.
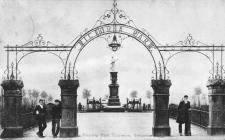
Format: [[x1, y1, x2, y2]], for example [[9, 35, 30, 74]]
[[4, 34, 71, 80], [158, 34, 225, 80]]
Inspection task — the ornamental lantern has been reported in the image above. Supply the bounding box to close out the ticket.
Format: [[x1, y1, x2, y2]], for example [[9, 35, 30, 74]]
[[108, 34, 121, 52]]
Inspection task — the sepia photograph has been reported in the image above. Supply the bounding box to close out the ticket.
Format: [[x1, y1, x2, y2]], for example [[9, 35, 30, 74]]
[[0, 0, 225, 139]]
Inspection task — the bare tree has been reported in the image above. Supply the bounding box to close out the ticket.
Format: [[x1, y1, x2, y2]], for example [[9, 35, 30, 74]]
[[201, 93, 208, 105], [82, 88, 91, 99], [146, 90, 152, 103], [194, 86, 202, 107], [40, 91, 48, 99], [48, 95, 53, 102], [146, 90, 152, 99], [22, 89, 27, 97], [191, 94, 197, 107], [22, 97, 31, 111], [31, 89, 40, 106], [130, 90, 138, 99]]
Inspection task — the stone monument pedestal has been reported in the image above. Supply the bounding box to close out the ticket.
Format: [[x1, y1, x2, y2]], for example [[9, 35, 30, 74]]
[[151, 79, 171, 136], [105, 72, 124, 112], [107, 72, 121, 106], [207, 79, 225, 135], [58, 80, 79, 137], [1, 80, 24, 138]]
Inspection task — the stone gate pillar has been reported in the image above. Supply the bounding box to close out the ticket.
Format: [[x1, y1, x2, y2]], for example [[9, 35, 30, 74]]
[[151, 79, 171, 136], [1, 80, 24, 138], [58, 79, 79, 137], [207, 79, 225, 135]]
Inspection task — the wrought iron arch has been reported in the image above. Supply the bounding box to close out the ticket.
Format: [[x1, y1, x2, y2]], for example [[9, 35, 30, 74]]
[[65, 24, 166, 80], [17, 51, 65, 66], [65, 0, 166, 80], [16, 51, 65, 78], [165, 51, 213, 66], [4, 1, 224, 81]]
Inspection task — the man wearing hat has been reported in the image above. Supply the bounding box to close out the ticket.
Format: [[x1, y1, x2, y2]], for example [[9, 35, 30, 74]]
[[33, 99, 47, 137], [176, 95, 191, 136], [51, 99, 62, 137]]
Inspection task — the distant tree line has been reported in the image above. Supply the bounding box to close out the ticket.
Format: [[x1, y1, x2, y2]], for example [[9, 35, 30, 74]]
[[0, 88, 54, 115], [21, 89, 53, 113], [191, 86, 208, 108]]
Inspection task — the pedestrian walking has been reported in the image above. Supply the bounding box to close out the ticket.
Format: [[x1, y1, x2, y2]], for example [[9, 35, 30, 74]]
[[51, 99, 62, 137], [33, 99, 47, 137], [176, 95, 191, 136], [78, 102, 82, 112]]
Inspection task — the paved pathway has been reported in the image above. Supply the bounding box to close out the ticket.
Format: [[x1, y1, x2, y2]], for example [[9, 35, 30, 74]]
[[2, 113, 225, 140]]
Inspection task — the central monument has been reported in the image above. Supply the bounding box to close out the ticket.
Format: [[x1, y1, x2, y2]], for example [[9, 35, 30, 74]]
[[108, 71, 120, 105], [108, 56, 121, 106], [104, 57, 124, 112]]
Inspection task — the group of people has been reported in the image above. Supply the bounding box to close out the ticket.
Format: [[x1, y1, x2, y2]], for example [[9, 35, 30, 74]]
[[78, 102, 85, 111], [33, 99, 62, 138], [32, 95, 191, 137], [142, 103, 151, 111]]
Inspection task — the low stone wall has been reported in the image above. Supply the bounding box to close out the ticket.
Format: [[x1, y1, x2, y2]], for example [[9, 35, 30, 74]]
[[169, 104, 209, 128]]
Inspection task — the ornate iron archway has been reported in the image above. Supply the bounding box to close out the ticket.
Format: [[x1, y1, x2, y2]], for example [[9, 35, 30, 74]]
[[3, 1, 224, 81], [64, 1, 166, 80], [1, 0, 225, 138]]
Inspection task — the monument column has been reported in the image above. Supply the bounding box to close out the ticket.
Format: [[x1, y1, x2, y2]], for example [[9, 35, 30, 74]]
[[207, 78, 225, 135], [151, 79, 171, 136], [108, 72, 121, 106], [1, 80, 24, 138], [58, 79, 79, 137]]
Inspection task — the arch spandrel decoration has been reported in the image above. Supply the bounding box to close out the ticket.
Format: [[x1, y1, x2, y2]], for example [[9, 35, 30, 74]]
[[65, 1, 166, 80]]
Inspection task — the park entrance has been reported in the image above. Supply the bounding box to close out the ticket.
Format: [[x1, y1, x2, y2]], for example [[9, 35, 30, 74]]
[[1, 0, 225, 138]]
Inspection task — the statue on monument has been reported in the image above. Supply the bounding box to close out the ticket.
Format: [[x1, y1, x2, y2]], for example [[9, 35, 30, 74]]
[[110, 56, 118, 72]]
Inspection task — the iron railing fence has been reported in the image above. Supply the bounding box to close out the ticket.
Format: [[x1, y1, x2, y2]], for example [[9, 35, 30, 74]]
[[1, 110, 52, 131], [169, 104, 209, 128], [21, 112, 37, 130]]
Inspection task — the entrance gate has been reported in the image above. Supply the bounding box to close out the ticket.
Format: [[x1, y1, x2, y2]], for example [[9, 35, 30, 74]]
[[1, 0, 225, 138]]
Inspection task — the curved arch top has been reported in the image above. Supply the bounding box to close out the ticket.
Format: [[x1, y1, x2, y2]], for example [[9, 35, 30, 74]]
[[65, 24, 166, 80], [165, 51, 213, 66]]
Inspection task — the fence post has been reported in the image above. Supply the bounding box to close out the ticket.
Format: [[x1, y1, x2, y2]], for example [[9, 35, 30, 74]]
[[188, 109, 192, 136]]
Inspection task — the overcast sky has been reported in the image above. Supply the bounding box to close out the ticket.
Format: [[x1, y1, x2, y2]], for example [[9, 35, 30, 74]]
[[0, 0, 225, 104]]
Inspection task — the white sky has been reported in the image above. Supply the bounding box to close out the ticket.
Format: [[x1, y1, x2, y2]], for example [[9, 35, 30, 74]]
[[0, 0, 225, 104]]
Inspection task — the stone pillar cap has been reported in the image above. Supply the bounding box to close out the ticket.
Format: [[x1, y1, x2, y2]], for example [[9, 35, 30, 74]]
[[1, 80, 24, 90], [207, 79, 225, 87], [58, 79, 79, 88], [151, 79, 172, 86]]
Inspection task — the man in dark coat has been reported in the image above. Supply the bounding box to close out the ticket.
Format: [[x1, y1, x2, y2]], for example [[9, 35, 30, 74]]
[[51, 100, 62, 137], [78, 102, 82, 112], [176, 95, 191, 136], [33, 99, 47, 137]]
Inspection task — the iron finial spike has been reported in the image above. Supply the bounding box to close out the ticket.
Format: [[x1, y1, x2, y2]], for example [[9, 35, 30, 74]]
[[10, 62, 15, 80], [158, 62, 162, 79], [67, 62, 71, 80], [113, 0, 117, 9]]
